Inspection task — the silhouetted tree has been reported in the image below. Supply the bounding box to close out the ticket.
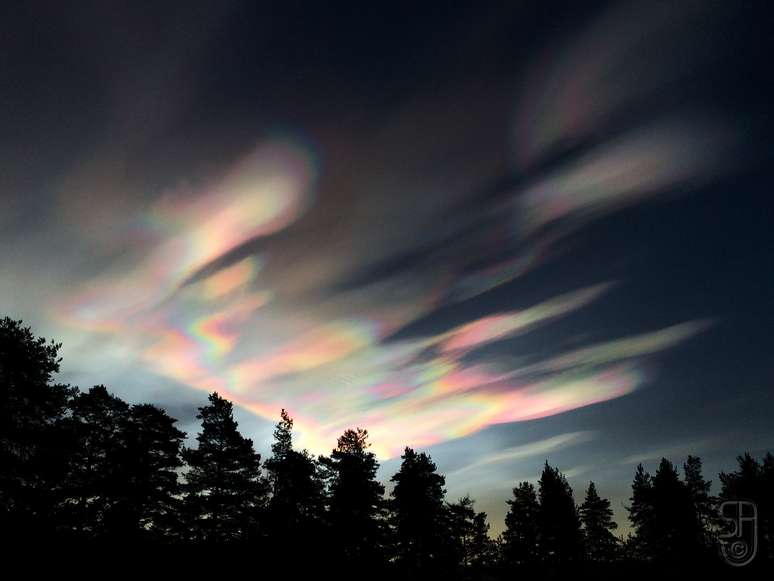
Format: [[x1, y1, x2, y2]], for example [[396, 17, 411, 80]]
[[655, 458, 704, 560], [627, 463, 655, 559], [579, 481, 619, 561], [764, 453, 774, 560], [502, 482, 541, 568], [683, 455, 715, 549], [390, 447, 450, 574], [59, 385, 131, 540], [628, 458, 703, 562], [319, 427, 387, 566], [469, 509, 497, 573], [183, 392, 266, 543], [538, 462, 583, 563], [446, 495, 496, 576], [619, 533, 641, 562], [62, 393, 186, 541], [10, 314, 774, 568], [0, 317, 73, 540], [264, 409, 326, 551], [720, 452, 774, 560], [117, 403, 186, 541]]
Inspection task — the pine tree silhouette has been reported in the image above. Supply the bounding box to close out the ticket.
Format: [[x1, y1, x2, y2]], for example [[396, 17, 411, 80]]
[[61, 391, 186, 542], [502, 481, 541, 569], [446, 495, 496, 574], [0, 317, 73, 541], [389, 447, 450, 574], [655, 458, 704, 560], [183, 392, 266, 543], [264, 409, 326, 552], [579, 481, 619, 561], [627, 463, 655, 560], [319, 427, 387, 566], [117, 403, 186, 541], [60, 385, 131, 540], [628, 458, 705, 562], [683, 455, 715, 550], [538, 461, 584, 564], [720, 452, 774, 560], [5, 313, 774, 574], [469, 508, 497, 572]]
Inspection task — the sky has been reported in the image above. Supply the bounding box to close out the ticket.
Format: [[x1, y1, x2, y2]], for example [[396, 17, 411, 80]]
[[2, 1, 773, 534]]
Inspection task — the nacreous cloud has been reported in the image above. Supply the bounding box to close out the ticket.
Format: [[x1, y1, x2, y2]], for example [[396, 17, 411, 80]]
[[48, 1, 739, 459]]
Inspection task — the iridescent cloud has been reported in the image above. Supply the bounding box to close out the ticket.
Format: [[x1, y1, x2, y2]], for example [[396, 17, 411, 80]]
[[57, 139, 316, 331], [507, 320, 713, 378], [56, 196, 708, 460], [516, 120, 736, 237], [197, 257, 262, 300], [48, 3, 727, 462], [438, 283, 612, 354]]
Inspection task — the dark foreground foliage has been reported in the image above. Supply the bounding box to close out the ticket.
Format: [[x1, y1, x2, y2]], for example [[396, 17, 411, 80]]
[[2, 317, 772, 577]]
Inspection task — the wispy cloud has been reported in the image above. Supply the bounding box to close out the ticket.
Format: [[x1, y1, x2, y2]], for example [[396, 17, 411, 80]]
[[620, 437, 724, 466], [449, 431, 596, 477]]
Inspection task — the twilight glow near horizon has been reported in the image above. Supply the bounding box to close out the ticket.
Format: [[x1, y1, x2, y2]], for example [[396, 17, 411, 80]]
[[2, 1, 773, 532]]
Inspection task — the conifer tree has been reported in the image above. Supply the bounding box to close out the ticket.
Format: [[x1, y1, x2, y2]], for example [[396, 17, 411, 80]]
[[538, 462, 584, 563], [502, 482, 541, 568], [763, 452, 774, 560], [683, 455, 715, 548], [0, 317, 73, 540], [628, 458, 702, 561], [469, 509, 497, 571], [264, 409, 326, 549], [446, 495, 495, 572], [579, 481, 619, 561], [389, 447, 449, 573], [319, 427, 387, 565], [652, 458, 702, 560], [627, 463, 655, 559], [183, 392, 266, 543], [60, 385, 131, 539], [118, 403, 186, 540], [720, 452, 774, 560]]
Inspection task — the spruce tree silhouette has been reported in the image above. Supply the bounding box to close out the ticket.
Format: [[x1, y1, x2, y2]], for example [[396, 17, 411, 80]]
[[628, 458, 704, 562], [655, 458, 705, 561], [182, 392, 266, 543], [319, 427, 387, 567], [389, 447, 450, 575], [720, 452, 774, 560], [538, 462, 584, 564], [264, 409, 326, 553], [627, 463, 655, 560], [502, 481, 541, 569], [0, 317, 73, 541], [683, 455, 715, 551], [579, 481, 619, 561]]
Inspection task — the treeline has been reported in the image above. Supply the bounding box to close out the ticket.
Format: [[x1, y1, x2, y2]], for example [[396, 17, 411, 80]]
[[1, 317, 772, 575]]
